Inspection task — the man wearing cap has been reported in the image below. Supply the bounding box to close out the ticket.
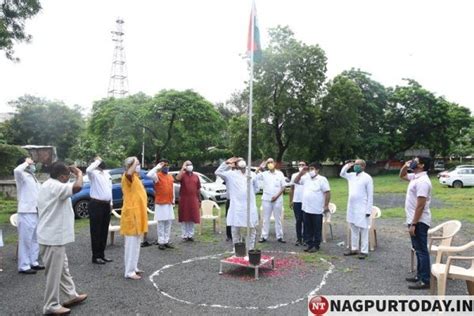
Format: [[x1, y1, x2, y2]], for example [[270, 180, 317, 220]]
[[175, 160, 201, 241], [14, 157, 44, 274], [147, 159, 175, 250]]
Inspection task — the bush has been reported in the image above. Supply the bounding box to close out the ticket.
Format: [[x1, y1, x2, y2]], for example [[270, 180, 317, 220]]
[[0, 144, 29, 177]]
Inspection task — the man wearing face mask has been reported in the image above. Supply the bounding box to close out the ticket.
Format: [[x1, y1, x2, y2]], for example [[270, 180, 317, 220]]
[[290, 161, 307, 246], [176, 160, 201, 241], [86, 156, 113, 265], [37, 162, 87, 315], [340, 159, 373, 259], [215, 157, 259, 250], [147, 159, 175, 250], [295, 162, 331, 253], [256, 158, 286, 243], [14, 157, 43, 274], [400, 156, 432, 290]]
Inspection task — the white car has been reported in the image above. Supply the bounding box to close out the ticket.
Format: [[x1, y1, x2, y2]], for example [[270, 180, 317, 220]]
[[438, 165, 474, 188], [170, 171, 227, 203]]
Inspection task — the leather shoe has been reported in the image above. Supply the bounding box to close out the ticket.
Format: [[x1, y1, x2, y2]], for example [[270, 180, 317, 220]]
[[303, 246, 313, 252], [405, 276, 419, 283], [63, 293, 88, 308], [277, 238, 286, 243], [164, 243, 174, 249], [100, 257, 113, 263], [307, 247, 318, 253], [45, 306, 71, 315], [140, 241, 152, 247], [358, 253, 368, 259], [258, 238, 267, 243], [158, 244, 166, 250], [344, 251, 358, 256], [92, 258, 106, 265], [19, 269, 37, 274], [187, 237, 194, 242], [31, 265, 45, 271], [408, 281, 430, 290]]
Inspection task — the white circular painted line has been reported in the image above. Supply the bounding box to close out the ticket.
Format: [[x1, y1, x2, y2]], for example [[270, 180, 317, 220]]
[[149, 250, 335, 310]]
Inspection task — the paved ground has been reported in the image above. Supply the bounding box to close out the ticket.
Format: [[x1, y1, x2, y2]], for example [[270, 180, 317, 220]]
[[0, 208, 472, 315]]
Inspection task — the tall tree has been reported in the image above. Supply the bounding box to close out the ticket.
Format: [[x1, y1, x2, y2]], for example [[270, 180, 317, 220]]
[[252, 25, 327, 162], [0, 0, 42, 61], [320, 75, 364, 162], [6, 95, 84, 158]]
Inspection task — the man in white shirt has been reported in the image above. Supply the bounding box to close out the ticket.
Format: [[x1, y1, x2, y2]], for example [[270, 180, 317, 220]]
[[215, 157, 259, 250], [86, 157, 113, 264], [256, 158, 286, 243], [295, 162, 331, 253], [14, 157, 43, 274], [37, 162, 87, 315], [340, 159, 373, 259], [400, 156, 432, 290], [290, 161, 307, 246]]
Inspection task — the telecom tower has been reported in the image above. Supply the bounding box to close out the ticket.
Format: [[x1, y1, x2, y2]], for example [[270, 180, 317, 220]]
[[108, 18, 129, 98]]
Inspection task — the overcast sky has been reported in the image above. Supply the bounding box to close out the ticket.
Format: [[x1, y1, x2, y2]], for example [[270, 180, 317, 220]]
[[1, 0, 473, 115]]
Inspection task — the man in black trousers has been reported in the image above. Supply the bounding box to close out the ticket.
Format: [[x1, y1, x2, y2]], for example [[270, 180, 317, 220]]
[[86, 157, 113, 264]]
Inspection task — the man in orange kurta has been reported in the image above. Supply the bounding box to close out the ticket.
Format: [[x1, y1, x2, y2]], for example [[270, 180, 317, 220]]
[[121, 156, 148, 280], [146, 159, 175, 250]]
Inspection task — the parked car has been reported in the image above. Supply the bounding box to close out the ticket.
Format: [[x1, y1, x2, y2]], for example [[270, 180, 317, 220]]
[[169, 171, 227, 204], [71, 168, 155, 219], [438, 165, 474, 188]]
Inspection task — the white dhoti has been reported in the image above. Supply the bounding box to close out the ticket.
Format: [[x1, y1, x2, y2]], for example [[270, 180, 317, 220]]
[[261, 199, 283, 239], [181, 222, 195, 238], [124, 235, 141, 278], [155, 204, 174, 245], [350, 223, 369, 254], [18, 213, 40, 271], [231, 226, 256, 250]]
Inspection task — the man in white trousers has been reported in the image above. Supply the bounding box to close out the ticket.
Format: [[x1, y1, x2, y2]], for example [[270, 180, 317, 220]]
[[14, 157, 43, 274], [340, 159, 373, 259], [147, 159, 175, 250], [256, 158, 286, 243], [215, 157, 259, 250]]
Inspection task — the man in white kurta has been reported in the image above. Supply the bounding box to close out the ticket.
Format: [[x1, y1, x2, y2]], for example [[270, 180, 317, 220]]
[[340, 159, 373, 259], [256, 158, 286, 243], [215, 157, 259, 250], [14, 157, 43, 274]]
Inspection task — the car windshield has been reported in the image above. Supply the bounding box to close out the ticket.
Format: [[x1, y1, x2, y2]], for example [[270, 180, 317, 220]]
[[199, 174, 213, 184]]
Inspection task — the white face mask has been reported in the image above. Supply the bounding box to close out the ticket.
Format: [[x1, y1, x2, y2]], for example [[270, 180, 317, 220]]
[[309, 170, 317, 177], [237, 160, 246, 168], [186, 165, 193, 172], [135, 165, 141, 173]]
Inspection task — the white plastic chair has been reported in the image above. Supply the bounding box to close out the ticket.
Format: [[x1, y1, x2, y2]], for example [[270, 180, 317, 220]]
[[9, 213, 18, 259], [108, 208, 156, 245], [199, 200, 221, 235], [410, 220, 462, 273], [346, 206, 381, 251], [430, 241, 474, 295], [322, 202, 336, 243]]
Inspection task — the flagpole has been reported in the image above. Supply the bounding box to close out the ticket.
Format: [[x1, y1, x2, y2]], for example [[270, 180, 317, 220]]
[[246, 0, 255, 253]]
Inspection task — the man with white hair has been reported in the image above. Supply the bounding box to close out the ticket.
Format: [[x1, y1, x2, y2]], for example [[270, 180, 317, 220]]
[[215, 157, 259, 250], [14, 157, 43, 274], [340, 159, 373, 259]]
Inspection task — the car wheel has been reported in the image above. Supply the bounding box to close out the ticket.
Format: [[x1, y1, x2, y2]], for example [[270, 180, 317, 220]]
[[452, 180, 463, 188], [74, 199, 90, 219], [147, 195, 154, 210]]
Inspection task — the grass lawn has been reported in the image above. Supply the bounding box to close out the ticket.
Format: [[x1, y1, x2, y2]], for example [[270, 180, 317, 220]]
[[1, 173, 472, 233]]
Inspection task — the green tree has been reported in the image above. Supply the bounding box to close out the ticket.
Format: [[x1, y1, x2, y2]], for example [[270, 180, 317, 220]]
[[320, 75, 364, 162], [5, 95, 84, 158], [0, 0, 42, 61], [252, 25, 327, 162]]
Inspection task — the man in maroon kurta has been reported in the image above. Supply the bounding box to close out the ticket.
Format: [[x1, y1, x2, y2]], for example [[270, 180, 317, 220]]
[[176, 160, 201, 241]]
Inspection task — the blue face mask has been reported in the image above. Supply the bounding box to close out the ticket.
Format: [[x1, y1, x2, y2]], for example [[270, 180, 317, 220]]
[[162, 167, 169, 174], [409, 161, 418, 170]]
